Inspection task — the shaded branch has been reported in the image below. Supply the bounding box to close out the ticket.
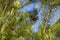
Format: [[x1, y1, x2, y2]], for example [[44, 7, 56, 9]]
[[1, 0, 9, 14], [18, 0, 31, 9]]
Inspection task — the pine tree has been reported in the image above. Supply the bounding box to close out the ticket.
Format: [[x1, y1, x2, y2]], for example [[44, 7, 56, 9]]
[[0, 0, 60, 40], [0, 0, 33, 40], [32, 0, 60, 40]]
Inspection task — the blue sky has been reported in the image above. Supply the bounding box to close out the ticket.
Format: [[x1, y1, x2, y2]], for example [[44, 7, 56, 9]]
[[19, 0, 60, 32]]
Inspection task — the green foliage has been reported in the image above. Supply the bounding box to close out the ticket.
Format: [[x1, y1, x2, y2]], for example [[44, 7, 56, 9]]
[[32, 19, 60, 40], [0, 0, 60, 40], [40, 0, 60, 8], [51, 19, 60, 38], [0, 0, 33, 40]]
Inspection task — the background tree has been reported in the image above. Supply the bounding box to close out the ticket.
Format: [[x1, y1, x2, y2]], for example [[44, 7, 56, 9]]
[[32, 0, 60, 40]]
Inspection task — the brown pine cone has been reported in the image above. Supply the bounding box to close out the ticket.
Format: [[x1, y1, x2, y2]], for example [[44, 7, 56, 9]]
[[10, 26, 15, 30], [29, 14, 38, 21]]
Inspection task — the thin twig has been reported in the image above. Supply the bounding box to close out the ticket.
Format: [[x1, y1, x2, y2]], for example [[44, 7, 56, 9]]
[[1, 0, 8, 14], [18, 0, 30, 9]]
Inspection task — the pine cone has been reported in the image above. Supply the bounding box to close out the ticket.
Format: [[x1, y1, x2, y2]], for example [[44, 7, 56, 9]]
[[10, 26, 15, 30], [29, 14, 38, 21]]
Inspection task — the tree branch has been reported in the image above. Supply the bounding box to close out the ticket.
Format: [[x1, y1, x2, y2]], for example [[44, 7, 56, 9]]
[[18, 0, 30, 9]]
